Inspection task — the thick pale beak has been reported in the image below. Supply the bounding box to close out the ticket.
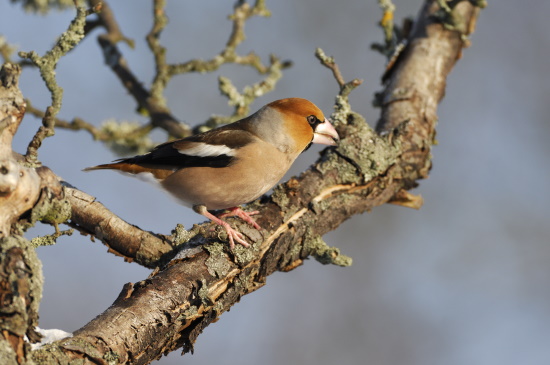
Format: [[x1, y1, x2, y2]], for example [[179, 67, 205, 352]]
[[312, 118, 339, 146]]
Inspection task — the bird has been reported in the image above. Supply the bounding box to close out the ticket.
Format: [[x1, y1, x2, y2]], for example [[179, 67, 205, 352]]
[[84, 98, 339, 249]]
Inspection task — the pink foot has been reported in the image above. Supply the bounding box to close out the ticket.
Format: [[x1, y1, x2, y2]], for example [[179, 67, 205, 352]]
[[219, 207, 261, 230], [195, 205, 259, 249], [213, 219, 250, 249]]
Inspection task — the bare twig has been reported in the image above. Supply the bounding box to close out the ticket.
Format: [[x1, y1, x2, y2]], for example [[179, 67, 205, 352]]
[[26, 101, 156, 155], [81, 1, 288, 143], [371, 0, 398, 60], [167, 1, 273, 77], [380, 0, 396, 46], [24, 106, 56, 166], [19, 0, 99, 166], [315, 48, 363, 105], [148, 0, 289, 133], [30, 228, 74, 248], [97, 37, 192, 138], [146, 0, 170, 107], [25, 101, 105, 139], [87, 0, 134, 47], [86, 0, 190, 138], [198, 55, 290, 132], [315, 48, 346, 88]]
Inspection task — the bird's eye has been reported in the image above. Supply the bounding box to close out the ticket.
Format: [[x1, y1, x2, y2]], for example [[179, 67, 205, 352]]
[[307, 115, 318, 125]]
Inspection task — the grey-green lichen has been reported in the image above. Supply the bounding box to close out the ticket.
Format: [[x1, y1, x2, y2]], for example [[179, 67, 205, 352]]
[[212, 301, 225, 316], [204, 244, 231, 278], [271, 185, 304, 222], [30, 342, 69, 364], [232, 269, 255, 294], [322, 112, 401, 184], [103, 350, 120, 365], [232, 239, 258, 266], [19, 2, 88, 113], [169, 224, 198, 247], [309, 197, 333, 216], [434, 0, 486, 35], [303, 231, 352, 267], [10, 0, 74, 14], [372, 0, 397, 60], [100, 120, 156, 156], [17, 188, 72, 245], [287, 236, 303, 258], [271, 184, 290, 210], [317, 151, 361, 185], [32, 193, 72, 227], [179, 305, 199, 320], [19, 1, 96, 166], [197, 280, 213, 307], [331, 95, 356, 123], [30, 229, 73, 248]]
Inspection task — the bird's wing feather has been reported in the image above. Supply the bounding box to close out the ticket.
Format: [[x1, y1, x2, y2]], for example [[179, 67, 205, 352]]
[[119, 127, 255, 170]]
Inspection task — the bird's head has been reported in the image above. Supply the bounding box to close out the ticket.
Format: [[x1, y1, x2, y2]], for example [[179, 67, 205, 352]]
[[249, 98, 340, 155]]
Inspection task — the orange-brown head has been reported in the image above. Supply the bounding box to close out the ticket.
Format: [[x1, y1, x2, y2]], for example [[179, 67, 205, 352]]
[[242, 98, 339, 157]]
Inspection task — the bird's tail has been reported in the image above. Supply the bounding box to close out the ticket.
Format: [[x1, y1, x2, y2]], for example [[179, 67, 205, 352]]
[[82, 161, 131, 172], [83, 160, 172, 180]]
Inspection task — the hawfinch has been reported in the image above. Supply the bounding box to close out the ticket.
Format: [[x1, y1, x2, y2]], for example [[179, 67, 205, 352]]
[[85, 98, 339, 249]]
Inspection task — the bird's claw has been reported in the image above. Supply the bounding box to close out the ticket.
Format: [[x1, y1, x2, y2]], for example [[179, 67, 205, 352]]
[[198, 205, 260, 249], [219, 207, 261, 230], [220, 222, 250, 250]]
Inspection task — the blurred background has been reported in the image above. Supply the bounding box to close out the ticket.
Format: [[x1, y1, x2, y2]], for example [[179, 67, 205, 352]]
[[2, 1, 550, 364]]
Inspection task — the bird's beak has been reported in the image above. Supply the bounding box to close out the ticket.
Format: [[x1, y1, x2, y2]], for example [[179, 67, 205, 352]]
[[312, 118, 340, 146]]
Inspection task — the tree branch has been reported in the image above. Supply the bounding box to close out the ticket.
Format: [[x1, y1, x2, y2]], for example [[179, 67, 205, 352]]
[[63, 183, 185, 268], [0, 63, 70, 361]]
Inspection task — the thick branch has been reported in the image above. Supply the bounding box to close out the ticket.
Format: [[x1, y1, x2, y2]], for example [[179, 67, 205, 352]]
[[28, 1, 481, 363], [0, 63, 60, 362], [64, 184, 179, 268]]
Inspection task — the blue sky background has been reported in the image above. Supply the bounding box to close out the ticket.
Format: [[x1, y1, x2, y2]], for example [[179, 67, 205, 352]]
[[2, 1, 550, 364]]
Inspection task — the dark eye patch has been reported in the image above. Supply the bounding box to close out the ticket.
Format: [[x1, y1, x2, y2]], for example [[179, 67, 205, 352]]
[[306, 115, 322, 129]]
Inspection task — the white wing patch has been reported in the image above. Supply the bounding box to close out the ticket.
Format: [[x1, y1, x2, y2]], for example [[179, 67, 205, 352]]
[[113, 169, 165, 185], [135, 171, 164, 185], [178, 142, 235, 157]]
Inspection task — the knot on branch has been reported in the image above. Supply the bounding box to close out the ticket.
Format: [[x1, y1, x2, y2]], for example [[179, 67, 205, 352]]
[[16, 167, 73, 243], [0, 63, 21, 89], [0, 160, 40, 237], [0, 160, 20, 195]]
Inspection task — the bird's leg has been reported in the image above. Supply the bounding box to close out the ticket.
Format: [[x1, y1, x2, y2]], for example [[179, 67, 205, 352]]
[[219, 206, 261, 230], [194, 205, 250, 249]]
